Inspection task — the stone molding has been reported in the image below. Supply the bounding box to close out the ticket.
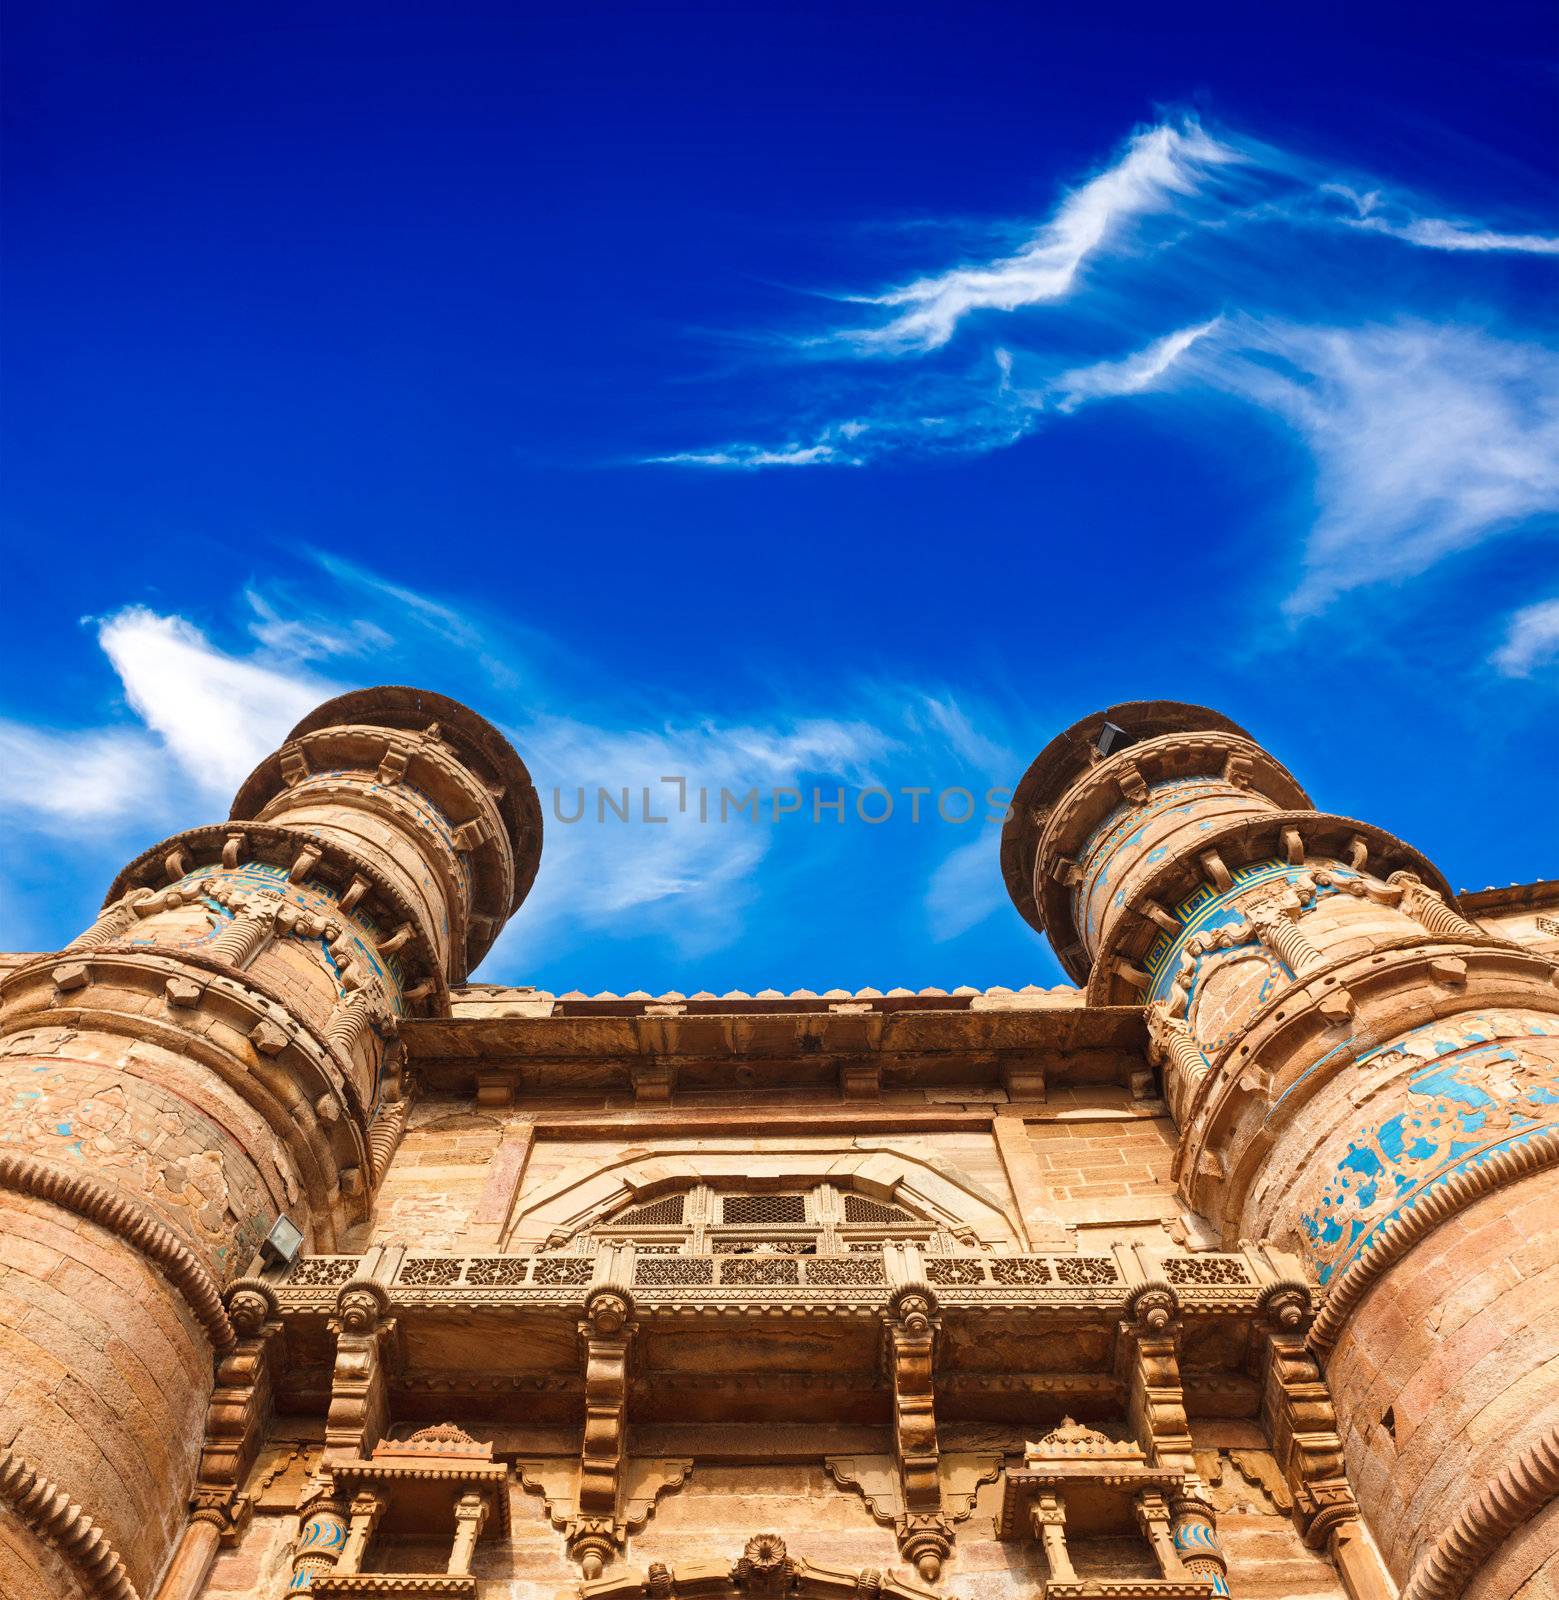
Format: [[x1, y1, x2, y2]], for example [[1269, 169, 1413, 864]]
[[273, 1243, 1277, 1318], [99, 821, 449, 1015], [1307, 1123, 1559, 1359], [1175, 939, 1559, 1225], [1400, 1426, 1559, 1600], [0, 950, 362, 1246], [999, 701, 1265, 934], [0, 1446, 141, 1600], [1085, 809, 1454, 1006], [0, 1150, 235, 1349]]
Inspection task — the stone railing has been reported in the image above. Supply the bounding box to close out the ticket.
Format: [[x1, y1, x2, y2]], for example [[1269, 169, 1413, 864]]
[[273, 1243, 1274, 1314]]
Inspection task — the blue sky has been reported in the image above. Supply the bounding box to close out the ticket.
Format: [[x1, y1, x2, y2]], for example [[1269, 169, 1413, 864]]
[[2, 2, 1556, 994]]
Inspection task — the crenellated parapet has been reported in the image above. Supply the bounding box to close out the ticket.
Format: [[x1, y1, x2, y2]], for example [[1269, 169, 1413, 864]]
[[1004, 701, 1559, 1597], [0, 686, 539, 1600]]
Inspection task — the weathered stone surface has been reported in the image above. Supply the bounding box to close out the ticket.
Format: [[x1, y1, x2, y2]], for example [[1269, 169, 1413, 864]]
[[2, 688, 1552, 1599]]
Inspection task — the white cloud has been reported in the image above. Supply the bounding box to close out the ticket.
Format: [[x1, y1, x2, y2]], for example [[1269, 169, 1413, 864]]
[[1491, 596, 1559, 677], [496, 709, 900, 961], [98, 607, 334, 794], [1328, 186, 1559, 255], [652, 114, 1558, 613], [1054, 318, 1222, 411], [245, 588, 392, 663], [925, 834, 1004, 942], [0, 721, 165, 829], [650, 441, 862, 469], [1197, 321, 1559, 613], [842, 119, 1245, 354]]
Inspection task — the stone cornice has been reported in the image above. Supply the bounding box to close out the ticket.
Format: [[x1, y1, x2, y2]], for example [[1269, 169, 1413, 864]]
[[402, 1001, 1145, 1097], [235, 684, 543, 971], [0, 1151, 236, 1349], [0, 1447, 141, 1600], [1190, 941, 1559, 1225], [1001, 700, 1264, 939]]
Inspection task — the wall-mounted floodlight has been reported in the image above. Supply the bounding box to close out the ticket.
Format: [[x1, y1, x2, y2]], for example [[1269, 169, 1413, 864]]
[[260, 1214, 304, 1267], [1095, 721, 1132, 757]]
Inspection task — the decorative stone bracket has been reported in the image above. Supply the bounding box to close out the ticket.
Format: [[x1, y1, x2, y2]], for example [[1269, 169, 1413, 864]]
[[551, 1284, 650, 1576], [325, 1281, 401, 1464], [824, 1454, 1000, 1578], [878, 1283, 956, 1580], [1255, 1288, 1397, 1600], [517, 1457, 693, 1577]]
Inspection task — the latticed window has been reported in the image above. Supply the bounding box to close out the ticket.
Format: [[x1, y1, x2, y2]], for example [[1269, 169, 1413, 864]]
[[574, 1181, 962, 1256], [842, 1193, 917, 1225], [612, 1193, 686, 1228], [720, 1192, 808, 1226]]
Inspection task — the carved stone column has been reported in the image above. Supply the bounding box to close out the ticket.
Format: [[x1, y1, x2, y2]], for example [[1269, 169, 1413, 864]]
[[288, 1485, 348, 1593], [337, 1490, 386, 1574], [1135, 1490, 1185, 1578], [1002, 700, 1559, 1595], [0, 686, 541, 1600], [1030, 1493, 1075, 1584], [1171, 1489, 1230, 1596]]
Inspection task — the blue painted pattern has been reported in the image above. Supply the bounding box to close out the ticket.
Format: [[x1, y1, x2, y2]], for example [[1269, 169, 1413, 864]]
[[1298, 1011, 1559, 1284]]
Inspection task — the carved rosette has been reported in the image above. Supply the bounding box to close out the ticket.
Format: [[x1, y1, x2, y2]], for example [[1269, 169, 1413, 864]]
[[734, 1534, 796, 1597]]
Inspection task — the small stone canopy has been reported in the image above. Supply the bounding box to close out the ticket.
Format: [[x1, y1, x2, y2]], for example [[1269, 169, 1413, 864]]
[[581, 1537, 938, 1600]]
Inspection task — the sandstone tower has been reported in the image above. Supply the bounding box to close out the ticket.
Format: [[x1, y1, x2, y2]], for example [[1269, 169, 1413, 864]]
[[0, 689, 1553, 1600]]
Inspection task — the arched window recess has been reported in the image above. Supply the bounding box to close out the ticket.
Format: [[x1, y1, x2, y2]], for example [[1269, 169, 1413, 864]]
[[558, 1180, 977, 1257]]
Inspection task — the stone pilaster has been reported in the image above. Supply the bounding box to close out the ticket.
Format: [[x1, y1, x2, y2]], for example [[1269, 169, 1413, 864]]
[[1002, 700, 1559, 1595]]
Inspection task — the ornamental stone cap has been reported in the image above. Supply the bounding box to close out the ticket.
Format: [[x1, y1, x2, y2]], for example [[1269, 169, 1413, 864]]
[[372, 1424, 492, 1461], [1000, 700, 1296, 938], [1024, 1417, 1143, 1464]]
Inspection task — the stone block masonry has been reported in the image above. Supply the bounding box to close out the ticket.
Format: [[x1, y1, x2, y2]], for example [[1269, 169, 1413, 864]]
[[0, 687, 1552, 1600]]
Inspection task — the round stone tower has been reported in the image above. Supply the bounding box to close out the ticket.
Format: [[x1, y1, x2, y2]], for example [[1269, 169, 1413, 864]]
[[0, 687, 540, 1600], [1003, 702, 1559, 1599]]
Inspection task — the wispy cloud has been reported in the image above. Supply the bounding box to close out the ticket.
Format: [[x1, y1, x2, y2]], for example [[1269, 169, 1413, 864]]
[[496, 709, 899, 962], [244, 588, 392, 664], [925, 834, 1006, 943], [650, 433, 867, 469], [1325, 185, 1559, 255], [1054, 318, 1221, 412], [836, 119, 1247, 354], [3, 573, 1035, 975], [652, 112, 1558, 615], [1198, 320, 1559, 613], [1491, 596, 1559, 677], [0, 721, 164, 830]]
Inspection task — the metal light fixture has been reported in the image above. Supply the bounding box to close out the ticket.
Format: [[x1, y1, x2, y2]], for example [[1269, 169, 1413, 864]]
[[260, 1213, 304, 1267]]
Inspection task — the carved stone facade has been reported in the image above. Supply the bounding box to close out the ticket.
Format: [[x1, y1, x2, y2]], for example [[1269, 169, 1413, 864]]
[[1, 690, 1554, 1600]]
